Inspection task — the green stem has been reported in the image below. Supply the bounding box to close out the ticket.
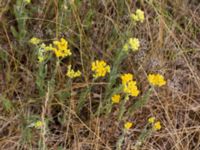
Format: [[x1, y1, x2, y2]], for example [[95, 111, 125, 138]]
[[118, 95, 129, 121], [116, 130, 126, 150], [135, 126, 153, 150], [102, 49, 127, 115], [127, 87, 152, 115]]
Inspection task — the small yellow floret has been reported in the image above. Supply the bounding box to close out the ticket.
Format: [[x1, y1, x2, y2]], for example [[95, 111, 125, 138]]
[[38, 56, 45, 62], [52, 38, 72, 58], [123, 38, 140, 52], [66, 65, 81, 78], [131, 14, 139, 22], [124, 122, 133, 129], [24, 0, 31, 4], [148, 74, 166, 87], [128, 38, 140, 51], [29, 37, 41, 45], [123, 81, 140, 97], [54, 38, 67, 50], [131, 9, 145, 23], [121, 73, 140, 97], [112, 94, 121, 104], [136, 9, 145, 22], [123, 43, 129, 52], [148, 117, 155, 123], [153, 121, 161, 130], [121, 73, 133, 85], [91, 60, 110, 78], [34, 121, 43, 128]]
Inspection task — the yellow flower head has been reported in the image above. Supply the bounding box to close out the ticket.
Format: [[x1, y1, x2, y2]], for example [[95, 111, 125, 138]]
[[123, 38, 140, 52], [124, 122, 133, 129], [121, 73, 133, 85], [34, 121, 43, 129], [131, 9, 145, 23], [123, 43, 129, 52], [29, 37, 41, 45], [148, 74, 166, 87], [66, 65, 81, 78], [153, 121, 161, 130], [112, 94, 121, 104], [24, 0, 31, 3], [123, 81, 140, 97], [136, 9, 145, 22], [38, 56, 45, 62], [121, 73, 140, 97], [128, 38, 140, 51], [52, 38, 72, 58], [130, 14, 139, 22], [148, 117, 155, 123], [54, 38, 67, 50], [91, 60, 110, 78]]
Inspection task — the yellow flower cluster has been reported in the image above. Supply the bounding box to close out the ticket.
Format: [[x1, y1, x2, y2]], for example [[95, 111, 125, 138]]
[[124, 121, 133, 129], [148, 117, 155, 123], [51, 38, 72, 58], [34, 120, 43, 129], [123, 81, 140, 96], [129, 38, 140, 51], [111, 94, 121, 104], [30, 37, 72, 62], [153, 121, 161, 130], [121, 73, 140, 97], [91, 60, 110, 78], [29, 37, 41, 45], [148, 117, 162, 131], [25, 0, 31, 3], [121, 73, 133, 84], [131, 9, 145, 23], [66, 65, 81, 78], [148, 74, 166, 87], [123, 38, 140, 52], [29, 38, 46, 62]]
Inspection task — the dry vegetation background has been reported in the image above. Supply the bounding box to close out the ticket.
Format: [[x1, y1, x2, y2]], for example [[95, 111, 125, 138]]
[[0, 0, 200, 149]]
